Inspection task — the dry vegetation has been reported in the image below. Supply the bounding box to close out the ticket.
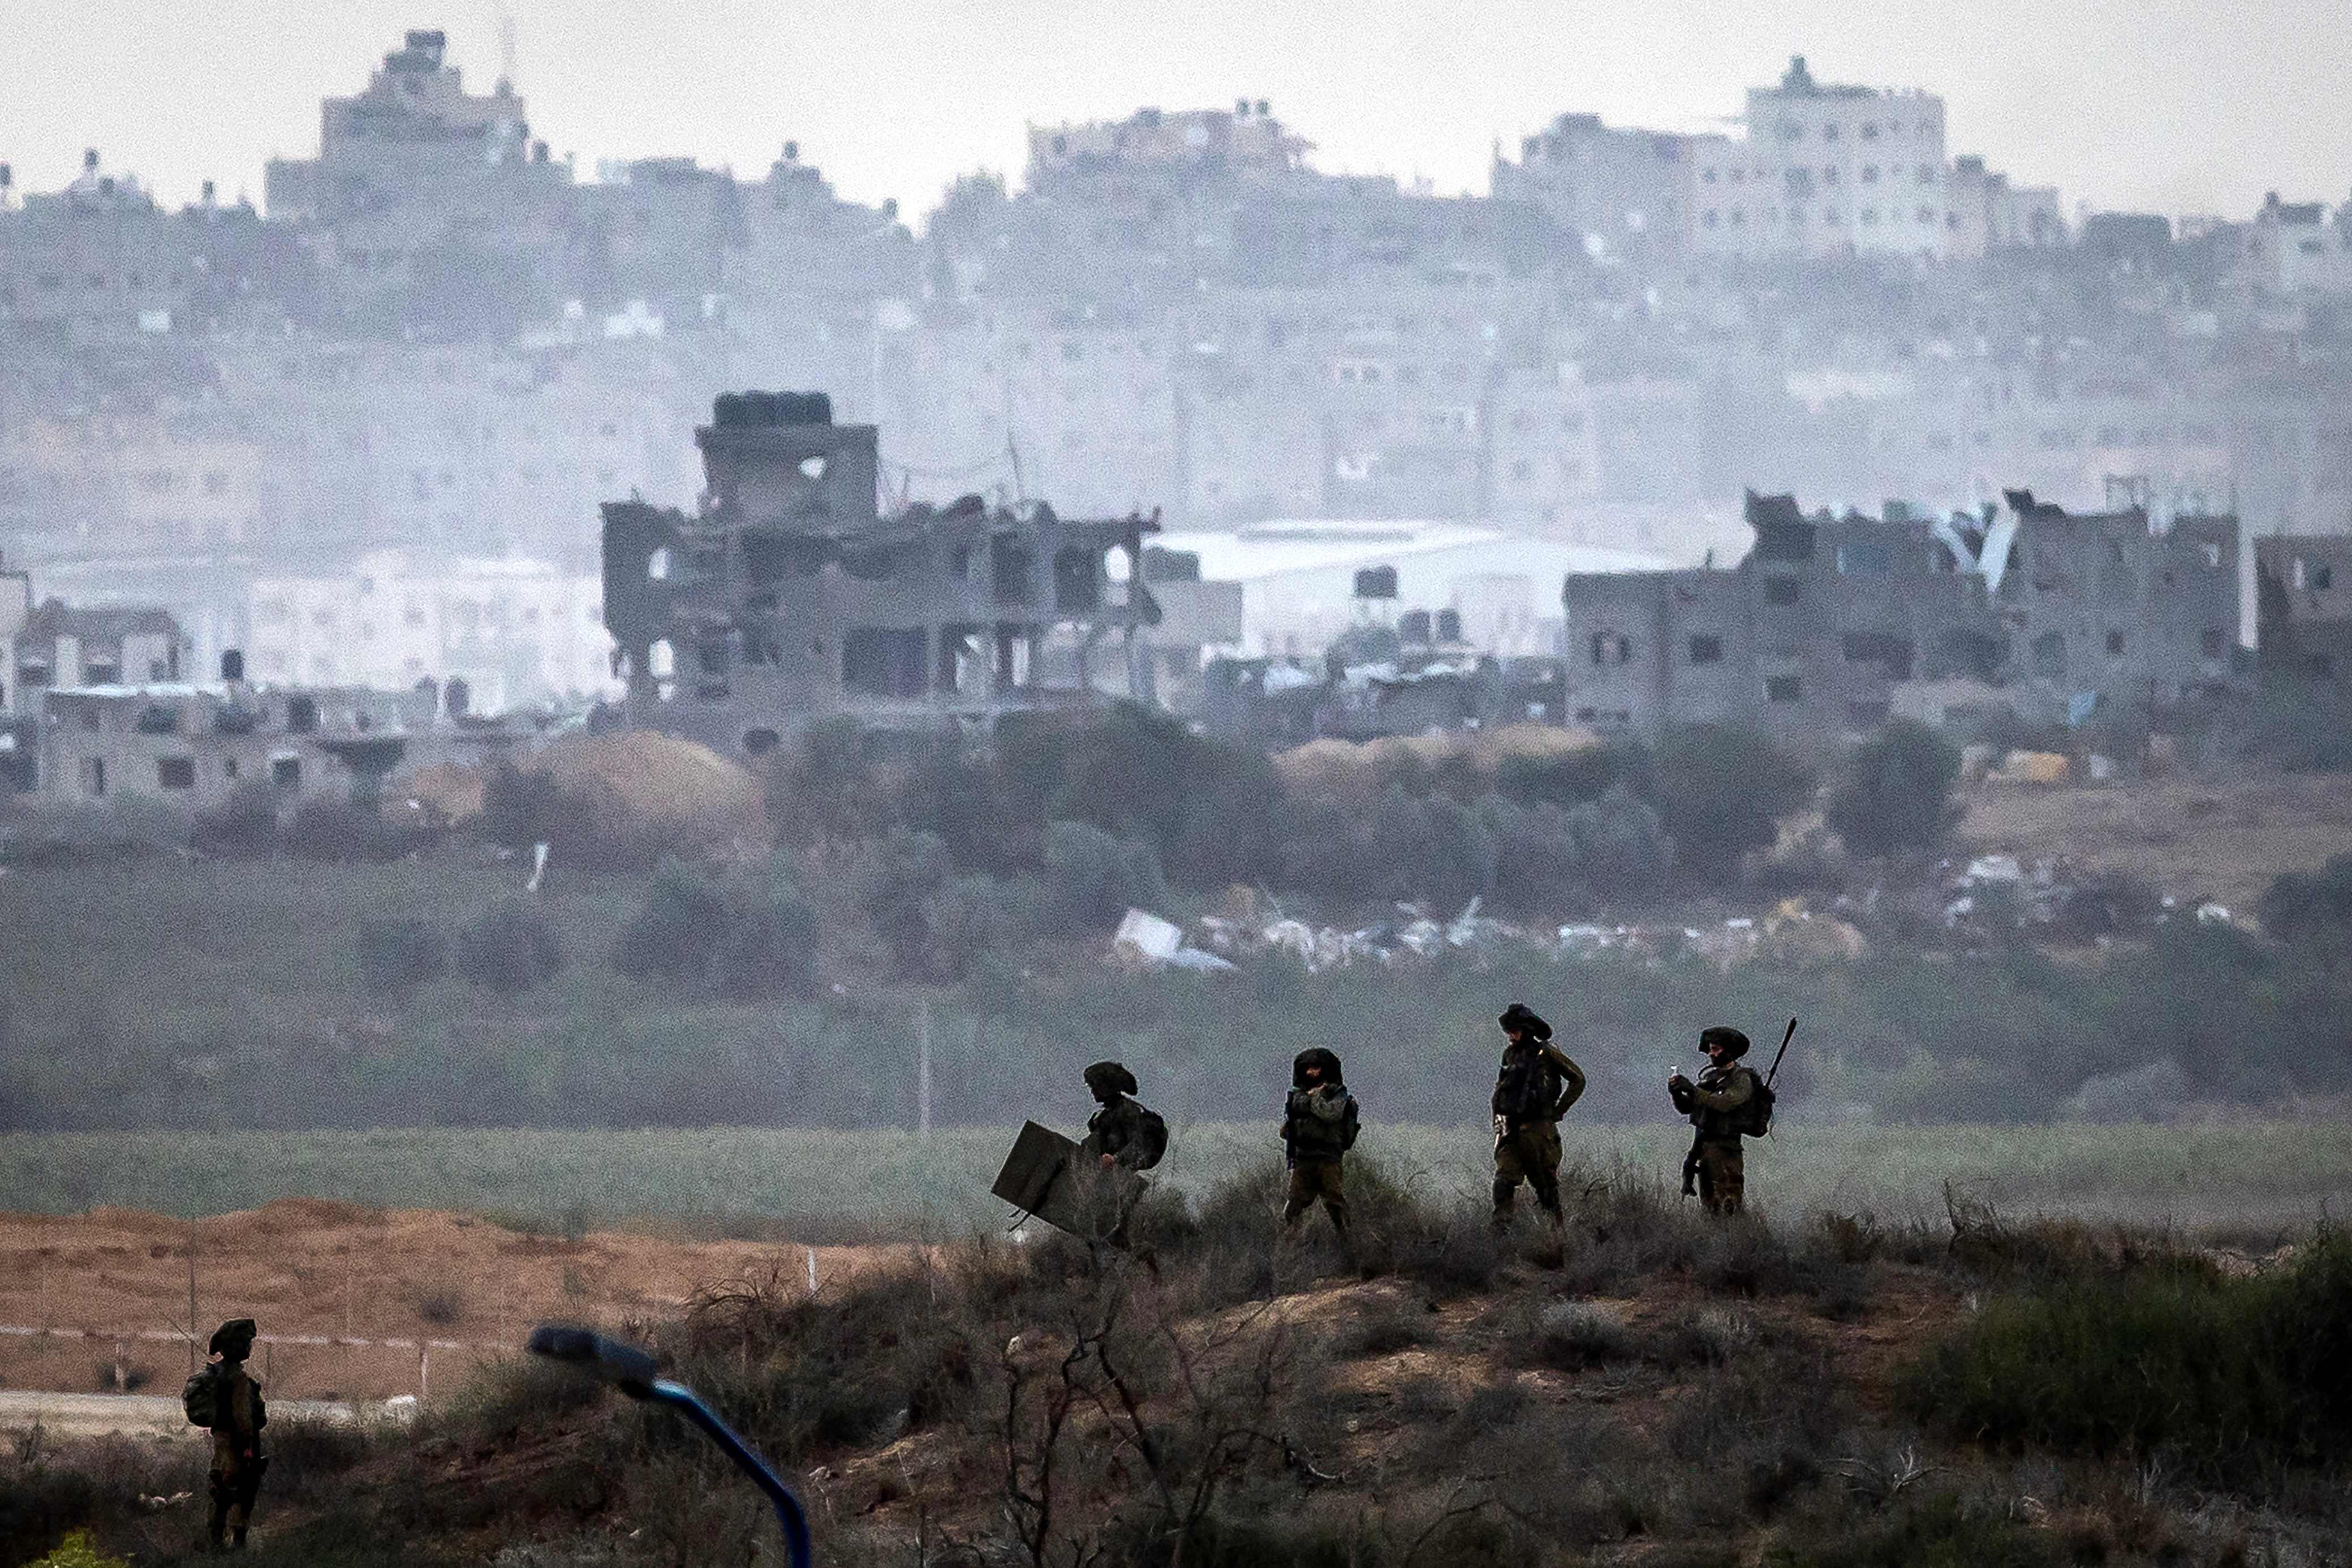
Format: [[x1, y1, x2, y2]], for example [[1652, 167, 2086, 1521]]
[[8, 1161, 2349, 1568]]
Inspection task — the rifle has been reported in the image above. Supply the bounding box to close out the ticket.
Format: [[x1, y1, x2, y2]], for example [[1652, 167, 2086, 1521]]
[[1764, 1017, 1798, 1092]]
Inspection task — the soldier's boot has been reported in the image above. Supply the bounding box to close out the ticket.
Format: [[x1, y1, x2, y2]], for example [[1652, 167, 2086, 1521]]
[[1491, 1178, 1517, 1229], [1531, 1174, 1565, 1227], [230, 1527, 248, 1552]]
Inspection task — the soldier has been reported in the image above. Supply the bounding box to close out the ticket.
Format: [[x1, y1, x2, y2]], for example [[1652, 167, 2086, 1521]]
[[1075, 1061, 1166, 1243], [1669, 1026, 1760, 1216], [1489, 1003, 1586, 1227], [201, 1317, 268, 1552], [1078, 1061, 1167, 1173], [1281, 1047, 1359, 1238]]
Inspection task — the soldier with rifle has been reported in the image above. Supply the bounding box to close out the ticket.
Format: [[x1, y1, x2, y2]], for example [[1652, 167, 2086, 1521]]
[[1668, 1020, 1787, 1217], [1489, 1003, 1587, 1227]]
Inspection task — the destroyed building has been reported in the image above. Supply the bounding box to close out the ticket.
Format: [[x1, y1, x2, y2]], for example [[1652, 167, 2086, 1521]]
[[1563, 489, 2241, 736], [2255, 535, 2352, 677], [601, 393, 1161, 753]]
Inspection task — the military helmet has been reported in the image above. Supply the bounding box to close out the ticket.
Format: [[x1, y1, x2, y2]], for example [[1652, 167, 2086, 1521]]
[[1699, 1025, 1751, 1059], [1083, 1061, 1138, 1097], [1498, 1002, 1552, 1042], [210, 1317, 258, 1360], [1293, 1046, 1344, 1087]]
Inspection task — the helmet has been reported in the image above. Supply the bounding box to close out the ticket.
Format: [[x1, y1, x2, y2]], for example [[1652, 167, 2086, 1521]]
[[1498, 1002, 1552, 1042], [1293, 1047, 1343, 1087], [1083, 1061, 1138, 1097], [210, 1318, 258, 1360], [1699, 1026, 1750, 1059]]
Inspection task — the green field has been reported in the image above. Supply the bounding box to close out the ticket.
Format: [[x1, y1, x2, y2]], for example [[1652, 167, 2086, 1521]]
[[4, 1119, 2346, 1237]]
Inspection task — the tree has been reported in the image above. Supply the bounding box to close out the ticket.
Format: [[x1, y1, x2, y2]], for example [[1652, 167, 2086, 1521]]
[[1566, 784, 1675, 895], [1646, 725, 1815, 884], [1825, 721, 1962, 859], [1043, 820, 1168, 932]]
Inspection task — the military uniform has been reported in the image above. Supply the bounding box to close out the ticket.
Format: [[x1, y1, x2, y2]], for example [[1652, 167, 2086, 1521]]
[[205, 1320, 268, 1552], [1281, 1047, 1359, 1235], [1489, 1004, 1586, 1224], [1075, 1061, 1164, 1242], [1671, 1034, 1759, 1216]]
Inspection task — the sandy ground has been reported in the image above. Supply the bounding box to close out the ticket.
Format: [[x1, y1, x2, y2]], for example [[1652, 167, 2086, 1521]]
[[1958, 771, 2352, 913], [0, 1199, 907, 1402]]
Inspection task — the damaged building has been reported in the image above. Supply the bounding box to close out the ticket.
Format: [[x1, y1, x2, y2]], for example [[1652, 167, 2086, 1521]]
[[601, 392, 1162, 753], [1563, 489, 2241, 736], [2255, 535, 2352, 677]]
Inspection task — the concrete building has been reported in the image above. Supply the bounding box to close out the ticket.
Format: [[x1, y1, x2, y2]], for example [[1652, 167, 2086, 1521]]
[[1563, 489, 2239, 738], [7, 600, 188, 716], [1946, 156, 2067, 257], [601, 392, 1161, 753], [1150, 518, 1669, 661], [2245, 192, 2352, 296], [1491, 113, 1695, 264], [1690, 55, 1950, 261], [33, 678, 421, 810], [2255, 535, 2352, 676], [246, 549, 617, 713]]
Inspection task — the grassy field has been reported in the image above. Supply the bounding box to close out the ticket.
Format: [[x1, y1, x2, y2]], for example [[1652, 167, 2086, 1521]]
[[4, 1118, 2346, 1236]]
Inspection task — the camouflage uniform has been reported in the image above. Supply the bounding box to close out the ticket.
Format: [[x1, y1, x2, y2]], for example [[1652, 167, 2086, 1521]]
[[1489, 1005, 1587, 1225], [1075, 1062, 1163, 1242], [205, 1321, 268, 1551], [1672, 1055, 1759, 1217], [1281, 1048, 1358, 1235]]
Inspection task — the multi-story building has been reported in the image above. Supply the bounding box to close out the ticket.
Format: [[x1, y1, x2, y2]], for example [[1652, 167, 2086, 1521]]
[[7, 600, 189, 711], [1491, 113, 1695, 264], [1563, 488, 2239, 737], [1945, 156, 2067, 257], [33, 678, 427, 810], [601, 392, 1161, 753], [1686, 55, 1949, 261], [2243, 192, 2352, 296], [246, 549, 617, 713]]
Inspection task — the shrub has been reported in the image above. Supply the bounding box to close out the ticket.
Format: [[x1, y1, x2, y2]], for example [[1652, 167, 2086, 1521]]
[[613, 858, 816, 996], [192, 781, 279, 856], [357, 918, 446, 993], [1530, 1301, 1639, 1370], [917, 873, 1035, 980], [454, 901, 563, 993], [1825, 721, 1962, 859], [2257, 852, 2352, 941], [283, 799, 428, 862], [1647, 725, 1815, 886], [1474, 794, 1584, 914], [614, 858, 734, 980], [861, 828, 954, 967], [1042, 819, 1168, 932], [1566, 783, 1675, 895], [1899, 1229, 2352, 1487]]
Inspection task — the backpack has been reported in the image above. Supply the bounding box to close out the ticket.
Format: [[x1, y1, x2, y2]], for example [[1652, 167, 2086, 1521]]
[[1130, 1104, 1169, 1170], [183, 1364, 221, 1429], [1338, 1095, 1360, 1152], [1731, 1072, 1776, 1138]]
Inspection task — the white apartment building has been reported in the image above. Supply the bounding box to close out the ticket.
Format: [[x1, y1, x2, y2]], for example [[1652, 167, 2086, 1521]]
[[1692, 56, 1950, 261], [247, 550, 618, 714]]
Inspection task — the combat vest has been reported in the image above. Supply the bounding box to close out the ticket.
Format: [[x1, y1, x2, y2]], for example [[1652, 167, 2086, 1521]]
[[1493, 1043, 1568, 1125], [1284, 1083, 1359, 1161], [1688, 1063, 1765, 1141]]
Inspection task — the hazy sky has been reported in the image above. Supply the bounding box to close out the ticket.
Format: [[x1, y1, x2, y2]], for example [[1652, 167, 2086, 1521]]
[[6, 1, 2345, 225]]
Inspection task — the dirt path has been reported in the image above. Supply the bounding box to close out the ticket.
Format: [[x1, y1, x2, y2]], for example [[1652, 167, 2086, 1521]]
[[0, 1199, 910, 1402]]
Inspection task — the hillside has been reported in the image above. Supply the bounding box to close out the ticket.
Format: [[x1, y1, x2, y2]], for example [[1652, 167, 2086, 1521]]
[[7, 1166, 2347, 1568]]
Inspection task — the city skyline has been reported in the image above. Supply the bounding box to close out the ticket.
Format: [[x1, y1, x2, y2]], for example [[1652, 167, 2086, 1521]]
[[8, 0, 2347, 226]]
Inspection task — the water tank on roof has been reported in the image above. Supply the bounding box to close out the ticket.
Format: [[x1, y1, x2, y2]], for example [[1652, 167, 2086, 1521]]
[[1353, 565, 1398, 600]]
